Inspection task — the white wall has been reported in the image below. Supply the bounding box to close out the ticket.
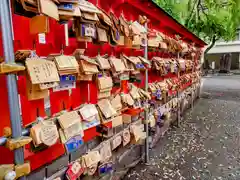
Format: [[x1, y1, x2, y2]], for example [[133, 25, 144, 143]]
[[208, 41, 240, 54]]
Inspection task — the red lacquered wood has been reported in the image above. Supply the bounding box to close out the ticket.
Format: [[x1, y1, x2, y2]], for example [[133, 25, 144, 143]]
[[49, 90, 70, 115], [78, 81, 90, 104], [0, 146, 14, 164], [0, 76, 11, 136], [123, 108, 143, 116], [121, 80, 128, 93], [18, 76, 45, 126], [89, 82, 98, 104], [24, 142, 65, 171], [70, 83, 82, 109], [83, 126, 98, 142]]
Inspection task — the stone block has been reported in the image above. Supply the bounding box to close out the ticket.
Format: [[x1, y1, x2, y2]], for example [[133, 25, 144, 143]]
[[113, 125, 123, 134], [70, 144, 87, 162], [116, 145, 142, 169], [46, 155, 69, 177], [26, 167, 46, 180], [87, 137, 101, 150], [46, 167, 67, 180]]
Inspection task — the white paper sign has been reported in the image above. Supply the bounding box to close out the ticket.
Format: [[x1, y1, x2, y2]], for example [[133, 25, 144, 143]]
[[64, 24, 69, 47], [53, 81, 76, 92], [39, 33, 46, 44], [212, 61, 215, 69]]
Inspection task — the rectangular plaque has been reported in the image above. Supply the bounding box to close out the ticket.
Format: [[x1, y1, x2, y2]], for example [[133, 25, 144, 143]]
[[65, 135, 84, 154], [26, 58, 60, 84]]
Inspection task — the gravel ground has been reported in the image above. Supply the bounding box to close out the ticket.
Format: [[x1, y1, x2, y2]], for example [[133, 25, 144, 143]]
[[124, 76, 240, 180]]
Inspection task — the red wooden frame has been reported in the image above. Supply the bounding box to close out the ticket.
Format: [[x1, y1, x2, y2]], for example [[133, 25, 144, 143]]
[[0, 0, 205, 170]]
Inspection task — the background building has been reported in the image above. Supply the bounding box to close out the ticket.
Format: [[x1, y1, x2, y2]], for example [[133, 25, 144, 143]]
[[206, 28, 240, 70]]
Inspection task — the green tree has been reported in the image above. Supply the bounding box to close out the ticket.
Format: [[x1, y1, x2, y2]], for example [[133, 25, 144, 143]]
[[154, 0, 240, 54]]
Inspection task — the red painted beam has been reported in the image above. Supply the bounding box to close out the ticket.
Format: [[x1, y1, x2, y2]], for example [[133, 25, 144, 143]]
[[126, 0, 206, 47], [98, 0, 125, 12]]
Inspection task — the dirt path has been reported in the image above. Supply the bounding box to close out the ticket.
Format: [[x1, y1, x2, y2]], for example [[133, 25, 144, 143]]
[[124, 89, 240, 180]]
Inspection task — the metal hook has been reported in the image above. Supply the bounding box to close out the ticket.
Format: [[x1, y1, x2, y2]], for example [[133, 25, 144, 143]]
[[33, 39, 36, 50], [36, 108, 39, 117], [98, 47, 101, 56], [61, 44, 65, 55], [62, 101, 66, 110], [36, 107, 44, 122]]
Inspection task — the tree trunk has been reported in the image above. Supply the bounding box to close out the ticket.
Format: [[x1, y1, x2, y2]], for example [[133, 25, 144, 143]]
[[204, 34, 216, 55], [203, 34, 216, 69]]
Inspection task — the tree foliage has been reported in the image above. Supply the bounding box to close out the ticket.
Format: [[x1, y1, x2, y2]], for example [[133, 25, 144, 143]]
[[154, 0, 240, 53]]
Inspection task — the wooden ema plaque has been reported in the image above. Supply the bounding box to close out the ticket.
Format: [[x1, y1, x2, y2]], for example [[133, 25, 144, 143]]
[[25, 58, 60, 84], [0, 0, 204, 171], [30, 120, 59, 147], [66, 161, 84, 180], [82, 151, 101, 168], [111, 133, 122, 150], [99, 140, 112, 163], [40, 122, 59, 146], [122, 128, 131, 146]]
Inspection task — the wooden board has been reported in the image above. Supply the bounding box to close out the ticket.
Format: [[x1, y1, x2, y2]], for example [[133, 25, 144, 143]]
[[39, 0, 59, 20], [26, 58, 60, 84]]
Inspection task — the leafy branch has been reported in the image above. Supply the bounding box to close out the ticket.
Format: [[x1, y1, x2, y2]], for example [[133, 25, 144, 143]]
[[155, 0, 240, 53]]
